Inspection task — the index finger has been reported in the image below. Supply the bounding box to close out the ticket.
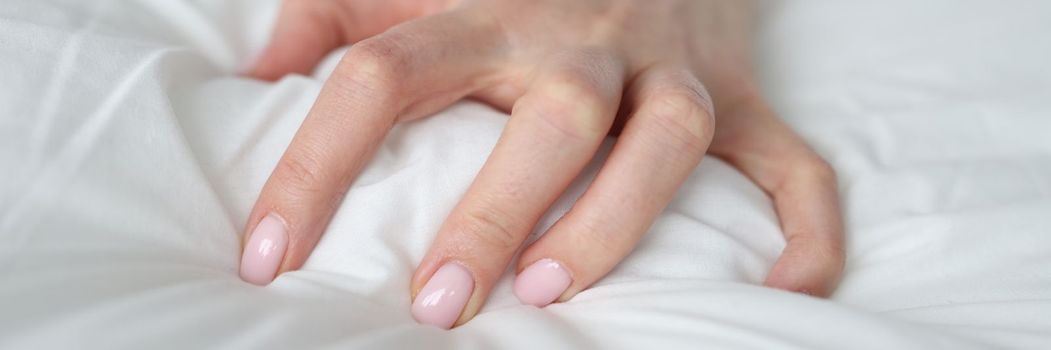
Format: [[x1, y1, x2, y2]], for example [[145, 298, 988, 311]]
[[239, 11, 506, 285]]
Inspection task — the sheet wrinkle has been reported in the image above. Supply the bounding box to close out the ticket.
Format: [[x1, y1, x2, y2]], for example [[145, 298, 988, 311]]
[[883, 298, 1051, 315], [636, 313, 811, 350], [131, 0, 237, 68], [658, 210, 773, 265], [274, 272, 403, 303], [348, 160, 424, 190], [931, 324, 1051, 341], [159, 63, 245, 233], [514, 312, 599, 349], [1, 46, 171, 250], [874, 197, 1051, 223], [220, 77, 316, 175], [4, 267, 231, 334], [28, 0, 104, 159]]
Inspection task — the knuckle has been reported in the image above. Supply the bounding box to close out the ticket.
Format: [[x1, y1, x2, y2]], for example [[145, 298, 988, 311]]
[[793, 235, 845, 264], [796, 236, 846, 274], [336, 37, 409, 95], [453, 206, 523, 252], [273, 151, 329, 197], [525, 72, 611, 141], [787, 153, 837, 184], [640, 87, 715, 154], [543, 70, 608, 113], [806, 157, 837, 183]]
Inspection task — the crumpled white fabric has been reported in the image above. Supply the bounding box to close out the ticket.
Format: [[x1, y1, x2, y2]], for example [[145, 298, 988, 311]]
[[1, 0, 1050, 349]]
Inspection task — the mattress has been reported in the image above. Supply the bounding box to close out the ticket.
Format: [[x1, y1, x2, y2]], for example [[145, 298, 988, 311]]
[[1, 0, 1049, 348]]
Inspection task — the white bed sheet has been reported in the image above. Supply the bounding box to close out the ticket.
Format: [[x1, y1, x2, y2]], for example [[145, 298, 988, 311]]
[[1, 0, 1049, 348]]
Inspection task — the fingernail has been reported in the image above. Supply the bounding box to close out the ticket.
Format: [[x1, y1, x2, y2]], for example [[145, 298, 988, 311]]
[[411, 262, 474, 329], [513, 258, 572, 307], [239, 215, 288, 285]]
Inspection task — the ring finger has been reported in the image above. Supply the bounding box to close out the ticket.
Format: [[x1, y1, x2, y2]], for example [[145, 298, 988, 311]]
[[514, 66, 715, 306]]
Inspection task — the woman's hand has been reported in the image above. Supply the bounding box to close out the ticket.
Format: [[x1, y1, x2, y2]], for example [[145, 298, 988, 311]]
[[239, 0, 845, 329]]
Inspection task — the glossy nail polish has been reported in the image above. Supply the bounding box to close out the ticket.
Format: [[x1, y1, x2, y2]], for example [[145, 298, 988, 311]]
[[412, 262, 474, 329], [513, 258, 572, 307], [239, 215, 288, 285]]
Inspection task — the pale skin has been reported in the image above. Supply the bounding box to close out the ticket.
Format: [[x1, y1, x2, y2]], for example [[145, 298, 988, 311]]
[[241, 0, 845, 328]]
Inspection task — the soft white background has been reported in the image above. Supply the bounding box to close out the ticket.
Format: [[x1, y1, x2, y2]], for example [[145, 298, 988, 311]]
[[1, 0, 1049, 348]]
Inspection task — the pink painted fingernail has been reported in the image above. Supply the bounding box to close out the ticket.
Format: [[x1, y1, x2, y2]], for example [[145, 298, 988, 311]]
[[412, 262, 474, 329], [513, 258, 572, 307], [239, 215, 288, 285]]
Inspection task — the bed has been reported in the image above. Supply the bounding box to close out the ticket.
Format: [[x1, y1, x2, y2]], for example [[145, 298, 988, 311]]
[[1, 0, 1049, 348]]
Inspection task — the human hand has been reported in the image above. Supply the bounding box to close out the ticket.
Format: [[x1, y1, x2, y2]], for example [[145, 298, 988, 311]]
[[239, 0, 845, 329]]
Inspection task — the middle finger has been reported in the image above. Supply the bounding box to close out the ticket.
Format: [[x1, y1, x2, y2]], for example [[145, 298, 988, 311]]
[[410, 49, 626, 329]]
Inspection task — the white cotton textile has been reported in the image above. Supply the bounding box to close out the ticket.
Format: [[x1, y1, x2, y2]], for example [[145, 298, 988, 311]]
[[1, 0, 1050, 349]]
